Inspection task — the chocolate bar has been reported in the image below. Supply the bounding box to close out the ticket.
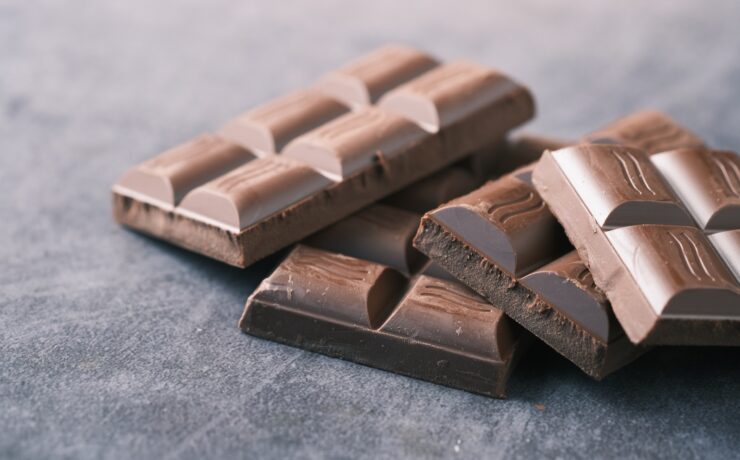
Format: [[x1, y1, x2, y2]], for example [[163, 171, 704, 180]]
[[412, 111, 715, 375], [240, 147, 550, 397], [112, 46, 534, 268], [241, 245, 525, 398], [413, 166, 645, 379], [533, 145, 740, 345]]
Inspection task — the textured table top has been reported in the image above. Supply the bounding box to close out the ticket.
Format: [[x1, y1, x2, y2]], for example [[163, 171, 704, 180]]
[[2, 1, 739, 458]]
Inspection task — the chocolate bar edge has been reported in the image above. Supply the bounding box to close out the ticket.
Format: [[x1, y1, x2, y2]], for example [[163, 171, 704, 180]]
[[413, 214, 647, 379], [239, 297, 528, 398]]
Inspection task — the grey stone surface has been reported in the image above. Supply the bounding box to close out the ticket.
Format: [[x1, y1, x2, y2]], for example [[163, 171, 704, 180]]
[[1, 1, 739, 458]]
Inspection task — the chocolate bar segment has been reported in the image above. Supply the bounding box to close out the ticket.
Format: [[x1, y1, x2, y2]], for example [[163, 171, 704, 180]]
[[550, 145, 694, 227], [241, 246, 523, 398], [316, 44, 439, 107], [255, 246, 406, 328], [583, 110, 705, 154], [414, 168, 644, 379], [113, 55, 534, 267], [652, 148, 740, 230], [113, 134, 254, 208], [178, 157, 331, 231], [305, 204, 423, 275], [533, 145, 740, 345], [217, 89, 349, 156], [428, 170, 564, 277], [282, 107, 429, 181], [521, 251, 615, 342], [381, 275, 514, 361], [379, 60, 530, 133]]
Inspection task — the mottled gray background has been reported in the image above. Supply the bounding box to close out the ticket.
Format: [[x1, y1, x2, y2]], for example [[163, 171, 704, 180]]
[[2, 1, 739, 459]]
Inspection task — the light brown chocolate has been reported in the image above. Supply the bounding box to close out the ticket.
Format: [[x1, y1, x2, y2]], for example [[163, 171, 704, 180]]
[[316, 44, 439, 107], [218, 89, 349, 156], [178, 157, 331, 231], [379, 60, 527, 133], [282, 107, 429, 181], [113, 134, 254, 208], [652, 148, 740, 231]]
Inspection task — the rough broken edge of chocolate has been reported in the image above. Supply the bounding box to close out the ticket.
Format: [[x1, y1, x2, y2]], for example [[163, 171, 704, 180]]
[[413, 215, 647, 380], [239, 296, 529, 398]]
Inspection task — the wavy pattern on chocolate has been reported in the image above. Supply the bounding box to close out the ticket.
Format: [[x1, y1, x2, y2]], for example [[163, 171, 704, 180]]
[[534, 143, 740, 345]]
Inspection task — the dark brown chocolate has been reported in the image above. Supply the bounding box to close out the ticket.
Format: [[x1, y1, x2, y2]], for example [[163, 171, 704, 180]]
[[305, 204, 424, 275], [112, 48, 534, 267], [413, 166, 645, 379], [241, 245, 525, 398], [533, 144, 740, 345]]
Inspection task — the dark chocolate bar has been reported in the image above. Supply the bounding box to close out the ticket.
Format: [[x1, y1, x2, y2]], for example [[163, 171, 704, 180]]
[[533, 145, 740, 345], [112, 46, 534, 267], [241, 245, 524, 398], [413, 166, 645, 379]]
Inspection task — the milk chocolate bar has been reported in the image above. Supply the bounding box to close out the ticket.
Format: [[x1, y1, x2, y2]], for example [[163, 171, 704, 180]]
[[413, 167, 645, 379], [533, 145, 740, 345], [112, 47, 534, 268]]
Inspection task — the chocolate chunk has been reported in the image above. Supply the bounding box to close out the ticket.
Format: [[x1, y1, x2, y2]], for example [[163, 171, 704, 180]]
[[428, 170, 564, 277], [583, 110, 705, 154], [218, 89, 349, 156], [521, 252, 616, 342], [414, 168, 644, 379], [306, 204, 424, 275], [381, 275, 514, 361], [241, 246, 524, 398], [178, 157, 331, 231], [652, 148, 740, 230], [282, 107, 429, 181], [534, 145, 740, 345], [252, 245, 406, 328], [316, 44, 439, 107]]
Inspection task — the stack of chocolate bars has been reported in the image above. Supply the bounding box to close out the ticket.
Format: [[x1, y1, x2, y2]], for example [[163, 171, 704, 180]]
[[112, 45, 739, 398]]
